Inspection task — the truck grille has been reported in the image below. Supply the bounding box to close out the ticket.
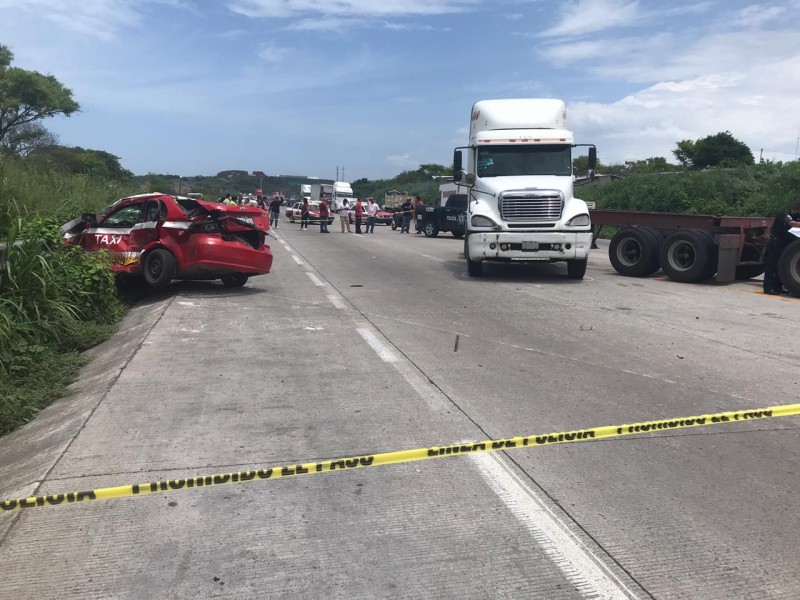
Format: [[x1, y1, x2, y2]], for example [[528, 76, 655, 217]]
[[499, 193, 563, 222]]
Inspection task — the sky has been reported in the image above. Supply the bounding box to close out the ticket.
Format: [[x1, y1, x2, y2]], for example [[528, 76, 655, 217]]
[[1, 0, 799, 180]]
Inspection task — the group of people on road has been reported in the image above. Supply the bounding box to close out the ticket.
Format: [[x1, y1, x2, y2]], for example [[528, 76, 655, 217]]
[[397, 196, 425, 234], [304, 197, 382, 234]]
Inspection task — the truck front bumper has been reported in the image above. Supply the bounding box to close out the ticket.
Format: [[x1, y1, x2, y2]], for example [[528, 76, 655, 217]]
[[468, 231, 592, 262]]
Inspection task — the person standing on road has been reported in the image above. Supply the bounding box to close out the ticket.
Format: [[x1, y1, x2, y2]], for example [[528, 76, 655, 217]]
[[366, 197, 378, 233], [339, 199, 352, 233], [400, 197, 414, 233], [319, 199, 330, 233], [354, 198, 364, 234], [269, 196, 282, 229], [300, 199, 310, 230], [414, 196, 425, 234], [763, 203, 800, 294]]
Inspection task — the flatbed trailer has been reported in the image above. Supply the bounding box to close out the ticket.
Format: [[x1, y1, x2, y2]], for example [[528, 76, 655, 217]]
[[589, 209, 773, 284]]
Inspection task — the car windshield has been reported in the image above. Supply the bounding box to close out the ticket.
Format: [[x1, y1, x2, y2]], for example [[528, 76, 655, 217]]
[[477, 144, 572, 177]]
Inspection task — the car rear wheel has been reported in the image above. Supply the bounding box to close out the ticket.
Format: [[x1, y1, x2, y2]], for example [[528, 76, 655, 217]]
[[423, 221, 439, 237], [221, 273, 249, 288], [143, 249, 176, 289]]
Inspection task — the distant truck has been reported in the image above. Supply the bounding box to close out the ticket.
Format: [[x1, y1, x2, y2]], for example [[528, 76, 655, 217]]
[[300, 184, 311, 202], [310, 181, 355, 210], [454, 98, 597, 278], [417, 195, 467, 238]]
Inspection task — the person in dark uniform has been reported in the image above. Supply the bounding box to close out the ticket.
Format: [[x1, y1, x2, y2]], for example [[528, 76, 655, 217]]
[[763, 204, 800, 294]]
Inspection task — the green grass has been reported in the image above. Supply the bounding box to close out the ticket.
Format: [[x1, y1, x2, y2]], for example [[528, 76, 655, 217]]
[[0, 159, 130, 435]]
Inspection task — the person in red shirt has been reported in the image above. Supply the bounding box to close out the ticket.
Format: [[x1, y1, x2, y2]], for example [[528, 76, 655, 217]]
[[354, 198, 364, 234], [318, 199, 330, 233]]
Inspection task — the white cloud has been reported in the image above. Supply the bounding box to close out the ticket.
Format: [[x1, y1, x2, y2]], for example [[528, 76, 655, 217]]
[[728, 4, 785, 28], [285, 16, 366, 31], [257, 42, 289, 62], [0, 0, 184, 41], [569, 56, 800, 164], [387, 153, 415, 166], [539, 0, 640, 38], [226, 0, 478, 18]]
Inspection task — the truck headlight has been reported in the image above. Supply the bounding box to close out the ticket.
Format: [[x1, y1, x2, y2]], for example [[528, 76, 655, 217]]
[[566, 214, 590, 227], [471, 215, 498, 228]]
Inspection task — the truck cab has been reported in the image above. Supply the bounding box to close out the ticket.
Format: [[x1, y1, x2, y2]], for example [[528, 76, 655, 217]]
[[454, 99, 596, 278]]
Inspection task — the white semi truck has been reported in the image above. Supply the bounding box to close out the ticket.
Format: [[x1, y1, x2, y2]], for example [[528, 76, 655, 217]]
[[454, 99, 597, 278], [310, 181, 356, 210]]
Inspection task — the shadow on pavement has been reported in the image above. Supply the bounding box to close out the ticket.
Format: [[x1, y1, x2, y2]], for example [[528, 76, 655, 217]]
[[117, 277, 268, 306], [440, 254, 585, 284]]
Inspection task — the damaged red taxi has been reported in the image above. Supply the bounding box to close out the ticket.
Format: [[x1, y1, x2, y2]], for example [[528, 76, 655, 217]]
[[61, 193, 273, 288]]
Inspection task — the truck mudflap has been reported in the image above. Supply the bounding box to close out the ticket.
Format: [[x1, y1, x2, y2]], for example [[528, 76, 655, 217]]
[[468, 231, 591, 261]]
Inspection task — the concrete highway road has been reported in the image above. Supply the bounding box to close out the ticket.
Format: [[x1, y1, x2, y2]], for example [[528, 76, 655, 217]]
[[1, 219, 799, 599]]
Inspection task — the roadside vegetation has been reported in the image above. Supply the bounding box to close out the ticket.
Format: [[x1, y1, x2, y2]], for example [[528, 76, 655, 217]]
[[1, 44, 137, 435]]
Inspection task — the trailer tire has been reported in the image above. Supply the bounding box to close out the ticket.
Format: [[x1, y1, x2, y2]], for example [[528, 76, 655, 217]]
[[465, 237, 482, 277], [567, 259, 587, 280], [778, 239, 800, 297], [659, 230, 716, 283], [423, 221, 439, 237], [609, 227, 661, 276], [735, 244, 765, 280]]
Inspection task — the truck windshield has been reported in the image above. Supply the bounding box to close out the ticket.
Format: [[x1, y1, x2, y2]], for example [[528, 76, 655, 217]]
[[477, 144, 571, 177]]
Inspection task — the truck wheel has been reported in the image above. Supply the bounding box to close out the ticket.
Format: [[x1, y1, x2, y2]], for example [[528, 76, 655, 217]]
[[423, 222, 439, 237], [778, 239, 800, 296], [659, 230, 716, 283], [221, 273, 249, 288], [465, 238, 482, 277], [567, 259, 588, 280], [143, 248, 176, 289], [609, 227, 660, 276], [452, 231, 464, 239], [735, 244, 765, 280]]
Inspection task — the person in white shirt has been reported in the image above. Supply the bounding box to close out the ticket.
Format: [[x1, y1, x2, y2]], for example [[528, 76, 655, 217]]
[[339, 199, 352, 233], [366, 198, 378, 233]]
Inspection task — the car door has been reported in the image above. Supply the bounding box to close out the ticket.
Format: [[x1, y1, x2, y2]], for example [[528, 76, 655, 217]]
[[87, 201, 146, 271]]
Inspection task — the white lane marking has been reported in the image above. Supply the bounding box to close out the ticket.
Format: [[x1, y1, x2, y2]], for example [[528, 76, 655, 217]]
[[327, 295, 347, 310], [357, 328, 398, 363], [306, 272, 325, 287], [291, 254, 305, 266], [392, 361, 450, 412], [470, 453, 636, 600], [421, 254, 446, 263]]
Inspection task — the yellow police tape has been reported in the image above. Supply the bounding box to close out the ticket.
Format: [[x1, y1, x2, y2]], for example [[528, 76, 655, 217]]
[[3, 402, 799, 511]]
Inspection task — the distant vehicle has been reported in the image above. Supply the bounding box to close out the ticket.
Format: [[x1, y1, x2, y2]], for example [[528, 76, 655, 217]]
[[417, 195, 467, 238], [286, 201, 335, 225], [310, 181, 355, 211], [61, 193, 273, 289]]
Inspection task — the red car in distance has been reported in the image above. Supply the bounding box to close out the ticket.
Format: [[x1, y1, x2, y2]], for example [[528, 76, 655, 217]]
[[61, 193, 273, 288]]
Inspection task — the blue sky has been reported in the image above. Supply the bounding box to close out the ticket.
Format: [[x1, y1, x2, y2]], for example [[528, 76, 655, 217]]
[[1, 0, 799, 179]]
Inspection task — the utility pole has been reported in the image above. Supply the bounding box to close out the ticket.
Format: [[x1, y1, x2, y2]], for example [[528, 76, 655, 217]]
[[342, 166, 345, 181], [336, 166, 339, 180], [760, 148, 763, 163]]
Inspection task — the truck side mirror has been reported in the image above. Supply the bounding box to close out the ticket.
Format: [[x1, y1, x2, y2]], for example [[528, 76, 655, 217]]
[[588, 146, 597, 171], [453, 150, 463, 182]]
